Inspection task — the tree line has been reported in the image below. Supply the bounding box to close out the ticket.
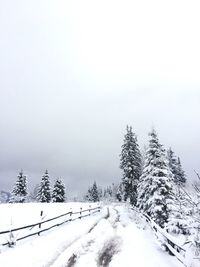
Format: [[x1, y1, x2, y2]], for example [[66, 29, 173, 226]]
[[84, 181, 121, 202], [10, 170, 66, 203], [118, 125, 200, 257], [8, 125, 200, 254], [119, 126, 188, 228], [8, 125, 199, 238]]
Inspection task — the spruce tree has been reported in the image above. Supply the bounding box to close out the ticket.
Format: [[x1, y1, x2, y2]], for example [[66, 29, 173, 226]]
[[167, 148, 177, 178], [91, 181, 99, 202], [167, 148, 186, 185], [176, 157, 186, 185], [85, 187, 93, 202], [85, 181, 100, 202], [120, 125, 142, 205], [37, 170, 51, 203], [166, 187, 190, 234], [10, 170, 28, 203], [52, 178, 66, 203], [137, 129, 174, 228], [166, 149, 187, 233], [116, 183, 123, 202]]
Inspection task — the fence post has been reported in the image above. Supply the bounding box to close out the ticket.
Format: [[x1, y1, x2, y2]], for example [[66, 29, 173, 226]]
[[38, 210, 43, 235], [80, 207, 82, 219], [70, 208, 72, 221], [89, 205, 91, 216], [8, 231, 16, 248]]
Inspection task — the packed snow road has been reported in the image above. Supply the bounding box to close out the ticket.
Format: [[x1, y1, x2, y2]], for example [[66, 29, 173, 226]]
[[49, 205, 182, 267], [0, 204, 183, 267]]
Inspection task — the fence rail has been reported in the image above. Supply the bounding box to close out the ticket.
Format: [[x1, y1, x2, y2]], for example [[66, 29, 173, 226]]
[[142, 212, 187, 266], [0, 205, 101, 248], [132, 208, 196, 267]]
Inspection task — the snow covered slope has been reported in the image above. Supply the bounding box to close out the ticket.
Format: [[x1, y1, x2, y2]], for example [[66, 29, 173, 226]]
[[0, 203, 189, 267]]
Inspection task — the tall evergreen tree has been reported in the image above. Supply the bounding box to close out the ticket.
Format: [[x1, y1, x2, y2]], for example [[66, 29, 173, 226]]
[[52, 178, 66, 203], [37, 170, 51, 203], [137, 129, 174, 228], [167, 148, 177, 178], [166, 148, 188, 233], [176, 157, 186, 185], [167, 148, 186, 185], [10, 170, 28, 203], [120, 125, 142, 205]]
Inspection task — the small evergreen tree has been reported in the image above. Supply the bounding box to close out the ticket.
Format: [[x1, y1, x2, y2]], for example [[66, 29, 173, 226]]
[[166, 187, 190, 234], [85, 181, 100, 202], [137, 129, 174, 228], [37, 170, 51, 203], [91, 181, 99, 202], [103, 186, 113, 199], [85, 187, 93, 202], [116, 183, 123, 202], [52, 178, 66, 202], [10, 170, 28, 203], [102, 183, 121, 202], [120, 125, 142, 205], [167, 148, 186, 186]]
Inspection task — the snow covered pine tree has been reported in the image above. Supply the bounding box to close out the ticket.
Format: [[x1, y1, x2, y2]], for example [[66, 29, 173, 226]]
[[85, 181, 100, 202], [137, 129, 174, 228], [166, 148, 188, 234], [120, 125, 142, 205], [90, 181, 100, 202], [167, 148, 186, 186], [52, 178, 66, 202], [176, 157, 187, 185], [10, 170, 28, 203], [37, 170, 51, 203]]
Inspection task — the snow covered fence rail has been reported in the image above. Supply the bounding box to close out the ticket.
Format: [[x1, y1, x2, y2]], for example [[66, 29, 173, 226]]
[[132, 208, 191, 267], [142, 213, 187, 266], [0, 205, 101, 248]]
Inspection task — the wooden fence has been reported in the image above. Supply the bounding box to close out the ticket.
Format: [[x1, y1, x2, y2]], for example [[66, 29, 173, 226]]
[[132, 208, 199, 267], [0, 205, 101, 248]]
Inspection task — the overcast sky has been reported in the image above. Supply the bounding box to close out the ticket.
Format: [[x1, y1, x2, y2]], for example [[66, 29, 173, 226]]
[[0, 0, 200, 196]]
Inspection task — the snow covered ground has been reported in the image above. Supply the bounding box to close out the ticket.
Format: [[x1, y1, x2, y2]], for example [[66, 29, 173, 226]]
[[0, 202, 194, 267]]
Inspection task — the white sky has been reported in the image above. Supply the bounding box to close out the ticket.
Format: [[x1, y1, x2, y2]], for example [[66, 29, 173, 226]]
[[0, 0, 200, 195]]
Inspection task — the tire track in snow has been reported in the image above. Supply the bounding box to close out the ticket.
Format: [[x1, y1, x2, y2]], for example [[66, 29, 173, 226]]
[[88, 207, 110, 233], [65, 208, 111, 267], [45, 208, 109, 267], [64, 206, 122, 267], [96, 207, 121, 266], [97, 236, 121, 267]]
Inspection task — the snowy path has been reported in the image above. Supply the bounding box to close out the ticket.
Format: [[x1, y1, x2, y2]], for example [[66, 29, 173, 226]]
[[48, 205, 182, 267], [0, 204, 183, 267]]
